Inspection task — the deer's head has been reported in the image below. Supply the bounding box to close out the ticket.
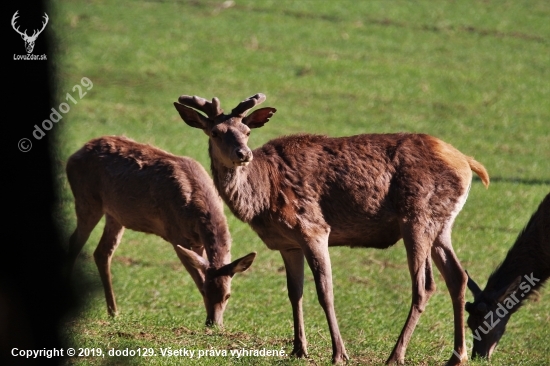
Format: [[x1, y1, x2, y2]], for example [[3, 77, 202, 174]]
[[176, 246, 256, 326], [465, 272, 522, 359], [173, 94, 276, 168], [12, 11, 49, 54]]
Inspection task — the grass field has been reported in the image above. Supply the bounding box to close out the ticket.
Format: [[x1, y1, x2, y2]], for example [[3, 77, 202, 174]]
[[52, 1, 549, 365]]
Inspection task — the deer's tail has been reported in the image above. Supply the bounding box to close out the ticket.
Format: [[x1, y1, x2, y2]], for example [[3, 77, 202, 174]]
[[466, 156, 490, 188]]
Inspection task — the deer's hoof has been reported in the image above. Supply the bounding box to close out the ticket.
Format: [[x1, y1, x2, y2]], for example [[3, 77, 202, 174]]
[[290, 347, 308, 358], [385, 356, 405, 365], [332, 352, 349, 364], [445, 353, 466, 366]]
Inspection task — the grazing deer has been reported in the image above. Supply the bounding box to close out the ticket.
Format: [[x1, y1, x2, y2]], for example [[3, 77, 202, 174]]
[[173, 93, 490, 364], [66, 136, 256, 326], [466, 193, 549, 359]]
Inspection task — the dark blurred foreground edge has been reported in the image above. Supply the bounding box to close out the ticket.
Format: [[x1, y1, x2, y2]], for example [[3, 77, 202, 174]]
[[2, 1, 84, 365]]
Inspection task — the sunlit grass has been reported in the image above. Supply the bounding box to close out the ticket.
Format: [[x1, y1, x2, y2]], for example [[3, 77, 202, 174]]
[[55, 1, 549, 364]]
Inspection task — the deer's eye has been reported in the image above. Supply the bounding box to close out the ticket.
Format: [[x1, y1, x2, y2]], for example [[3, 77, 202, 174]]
[[224, 294, 231, 302], [211, 131, 218, 138], [246, 131, 250, 137]]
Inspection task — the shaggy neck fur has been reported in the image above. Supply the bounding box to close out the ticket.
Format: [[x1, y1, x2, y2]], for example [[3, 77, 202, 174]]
[[209, 141, 272, 223]]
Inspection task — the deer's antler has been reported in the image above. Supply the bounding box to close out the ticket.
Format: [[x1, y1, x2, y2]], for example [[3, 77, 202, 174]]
[[231, 93, 267, 118], [178, 95, 224, 119]]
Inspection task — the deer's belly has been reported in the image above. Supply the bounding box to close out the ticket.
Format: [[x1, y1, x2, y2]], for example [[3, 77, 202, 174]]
[[327, 217, 402, 248]]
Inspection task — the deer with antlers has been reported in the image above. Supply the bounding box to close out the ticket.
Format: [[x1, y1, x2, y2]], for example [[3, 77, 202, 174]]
[[173, 93, 489, 364], [11, 10, 49, 54], [66, 136, 256, 326]]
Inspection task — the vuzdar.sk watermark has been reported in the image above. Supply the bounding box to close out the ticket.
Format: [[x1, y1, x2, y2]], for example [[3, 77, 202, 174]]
[[18, 77, 93, 152], [449, 272, 541, 361]]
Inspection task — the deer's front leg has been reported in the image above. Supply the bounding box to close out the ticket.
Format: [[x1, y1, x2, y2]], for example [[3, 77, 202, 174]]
[[94, 214, 125, 317], [280, 248, 308, 358], [301, 236, 348, 364]]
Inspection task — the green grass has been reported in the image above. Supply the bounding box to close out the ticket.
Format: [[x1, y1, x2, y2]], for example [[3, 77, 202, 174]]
[[52, 1, 549, 365]]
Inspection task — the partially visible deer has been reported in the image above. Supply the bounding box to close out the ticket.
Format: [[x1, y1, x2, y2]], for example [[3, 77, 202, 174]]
[[66, 136, 256, 326], [173, 93, 490, 365], [466, 192, 549, 359]]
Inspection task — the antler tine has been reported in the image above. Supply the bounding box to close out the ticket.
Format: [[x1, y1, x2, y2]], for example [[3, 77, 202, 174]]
[[178, 95, 224, 118], [231, 93, 267, 118], [210, 97, 223, 117]]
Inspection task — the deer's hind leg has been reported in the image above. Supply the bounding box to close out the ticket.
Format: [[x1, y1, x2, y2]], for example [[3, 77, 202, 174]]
[[429, 184, 471, 365], [67, 198, 103, 277], [431, 221, 469, 364]]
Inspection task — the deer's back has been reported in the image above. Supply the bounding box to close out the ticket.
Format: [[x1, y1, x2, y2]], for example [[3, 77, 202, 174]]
[[67, 136, 223, 242], [253, 133, 472, 248]]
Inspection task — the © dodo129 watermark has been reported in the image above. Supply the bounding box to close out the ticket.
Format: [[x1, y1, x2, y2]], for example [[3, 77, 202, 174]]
[[18, 77, 93, 152]]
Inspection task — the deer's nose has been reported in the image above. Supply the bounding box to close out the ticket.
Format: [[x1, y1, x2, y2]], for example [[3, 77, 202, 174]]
[[235, 148, 251, 162]]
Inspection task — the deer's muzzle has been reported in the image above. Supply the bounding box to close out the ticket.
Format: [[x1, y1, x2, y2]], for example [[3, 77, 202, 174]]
[[232, 148, 252, 166]]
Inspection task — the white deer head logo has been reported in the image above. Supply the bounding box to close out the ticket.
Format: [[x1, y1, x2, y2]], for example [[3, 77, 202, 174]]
[[12, 11, 49, 54]]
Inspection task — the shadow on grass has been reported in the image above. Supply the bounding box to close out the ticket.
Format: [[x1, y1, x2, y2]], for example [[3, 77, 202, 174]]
[[473, 176, 550, 186]]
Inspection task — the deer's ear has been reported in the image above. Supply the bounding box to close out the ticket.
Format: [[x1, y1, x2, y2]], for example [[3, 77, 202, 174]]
[[175, 245, 209, 272], [242, 107, 276, 129], [174, 102, 210, 130], [466, 270, 483, 297], [229, 252, 256, 275], [497, 276, 522, 303]]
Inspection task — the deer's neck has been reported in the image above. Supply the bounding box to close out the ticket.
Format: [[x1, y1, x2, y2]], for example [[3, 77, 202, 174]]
[[187, 178, 233, 268], [485, 222, 549, 300], [209, 147, 271, 223], [201, 213, 232, 268]]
